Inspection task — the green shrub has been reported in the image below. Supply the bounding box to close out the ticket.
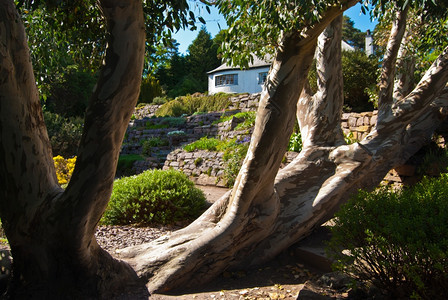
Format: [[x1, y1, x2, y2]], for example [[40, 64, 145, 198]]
[[141, 138, 169, 156], [155, 99, 186, 117], [183, 137, 222, 152], [43, 111, 83, 157], [327, 175, 448, 299], [116, 154, 144, 177], [222, 139, 249, 187], [341, 50, 378, 112], [155, 93, 231, 117], [288, 132, 302, 152], [308, 51, 378, 112], [152, 96, 169, 105], [138, 75, 163, 104], [102, 169, 206, 225], [215, 111, 257, 130]]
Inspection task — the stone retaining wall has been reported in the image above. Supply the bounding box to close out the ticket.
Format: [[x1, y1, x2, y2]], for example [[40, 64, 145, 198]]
[[163, 149, 299, 187], [133, 105, 161, 119], [227, 93, 261, 111], [341, 111, 377, 141], [125, 94, 388, 186], [130, 95, 380, 142]]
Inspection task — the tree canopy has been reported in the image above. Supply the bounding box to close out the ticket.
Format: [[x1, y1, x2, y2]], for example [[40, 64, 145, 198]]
[[155, 27, 221, 98], [16, 0, 209, 98], [342, 15, 366, 50]]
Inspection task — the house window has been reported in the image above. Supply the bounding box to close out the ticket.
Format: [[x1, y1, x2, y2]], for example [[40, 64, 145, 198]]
[[215, 74, 238, 86], [258, 72, 268, 84]]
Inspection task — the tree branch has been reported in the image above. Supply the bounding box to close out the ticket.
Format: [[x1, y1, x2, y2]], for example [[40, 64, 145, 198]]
[[393, 28, 415, 101], [376, 46, 448, 133], [298, 15, 345, 148], [0, 0, 60, 230], [377, 4, 409, 119], [62, 0, 145, 239]]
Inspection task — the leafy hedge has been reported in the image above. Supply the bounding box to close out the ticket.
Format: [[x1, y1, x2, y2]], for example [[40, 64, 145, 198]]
[[155, 93, 231, 117], [44, 111, 83, 157], [327, 175, 448, 299], [102, 169, 206, 225]]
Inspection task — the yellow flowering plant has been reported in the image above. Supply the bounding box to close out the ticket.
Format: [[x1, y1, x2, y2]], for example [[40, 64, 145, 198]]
[[53, 155, 77, 186]]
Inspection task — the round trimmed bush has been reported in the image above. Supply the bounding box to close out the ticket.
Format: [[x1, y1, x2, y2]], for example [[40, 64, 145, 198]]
[[327, 174, 448, 299], [102, 169, 206, 225]]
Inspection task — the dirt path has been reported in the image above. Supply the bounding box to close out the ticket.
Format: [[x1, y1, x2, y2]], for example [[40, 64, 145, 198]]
[[195, 184, 230, 204]]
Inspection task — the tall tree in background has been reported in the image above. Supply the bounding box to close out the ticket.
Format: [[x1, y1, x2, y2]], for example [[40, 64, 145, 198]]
[[156, 27, 221, 97], [342, 15, 366, 50], [155, 40, 189, 97], [187, 26, 221, 91]]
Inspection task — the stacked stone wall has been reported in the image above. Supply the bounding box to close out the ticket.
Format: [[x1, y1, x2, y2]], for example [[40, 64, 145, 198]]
[[227, 93, 261, 111], [123, 94, 395, 186], [163, 149, 299, 187], [133, 105, 161, 119]]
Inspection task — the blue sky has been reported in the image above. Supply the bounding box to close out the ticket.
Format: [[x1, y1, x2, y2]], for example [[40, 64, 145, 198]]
[[174, 3, 378, 54]]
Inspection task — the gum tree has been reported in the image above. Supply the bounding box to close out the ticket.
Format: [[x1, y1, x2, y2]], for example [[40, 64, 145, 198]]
[[0, 0, 203, 298], [118, 0, 448, 293], [0, 0, 148, 298]]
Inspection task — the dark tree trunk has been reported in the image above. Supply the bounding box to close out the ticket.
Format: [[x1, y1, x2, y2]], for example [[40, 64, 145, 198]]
[[0, 0, 148, 298]]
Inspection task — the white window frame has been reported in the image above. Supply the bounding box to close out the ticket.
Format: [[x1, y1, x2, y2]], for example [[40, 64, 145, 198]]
[[258, 72, 268, 84], [215, 74, 238, 86]]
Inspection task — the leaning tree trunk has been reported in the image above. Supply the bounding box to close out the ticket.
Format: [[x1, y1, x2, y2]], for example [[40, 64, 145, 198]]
[[0, 0, 148, 298], [118, 3, 448, 293], [117, 2, 357, 292]]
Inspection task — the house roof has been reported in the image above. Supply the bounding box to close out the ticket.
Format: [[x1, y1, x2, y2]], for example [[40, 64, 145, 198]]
[[207, 55, 271, 74], [208, 41, 355, 75]]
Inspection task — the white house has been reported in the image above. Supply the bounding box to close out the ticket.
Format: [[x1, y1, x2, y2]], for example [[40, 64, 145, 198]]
[[208, 40, 356, 95], [207, 56, 270, 95]]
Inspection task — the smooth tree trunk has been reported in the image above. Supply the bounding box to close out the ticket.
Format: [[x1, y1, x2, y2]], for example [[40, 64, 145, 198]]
[[0, 0, 148, 298], [118, 3, 448, 293], [377, 4, 409, 121], [117, 1, 358, 292], [393, 28, 415, 101]]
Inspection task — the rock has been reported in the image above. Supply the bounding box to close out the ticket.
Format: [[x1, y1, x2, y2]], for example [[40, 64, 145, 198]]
[[296, 281, 333, 300], [196, 174, 218, 186], [318, 272, 351, 290]]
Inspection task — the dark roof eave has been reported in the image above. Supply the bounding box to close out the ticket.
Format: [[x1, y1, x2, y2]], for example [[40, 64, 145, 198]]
[[207, 64, 271, 75]]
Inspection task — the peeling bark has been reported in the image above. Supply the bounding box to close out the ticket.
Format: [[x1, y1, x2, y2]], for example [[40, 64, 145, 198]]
[[0, 0, 148, 298], [393, 29, 415, 101], [119, 4, 448, 294], [117, 3, 362, 293], [377, 4, 409, 121]]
